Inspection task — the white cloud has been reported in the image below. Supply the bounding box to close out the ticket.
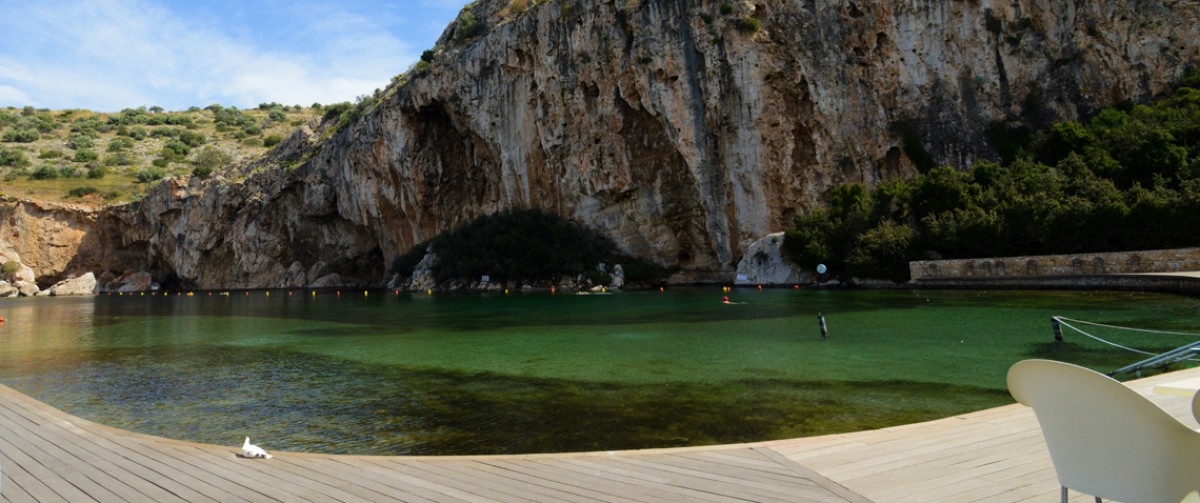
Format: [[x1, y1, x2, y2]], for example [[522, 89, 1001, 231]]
[[0, 85, 31, 105], [0, 0, 419, 111]]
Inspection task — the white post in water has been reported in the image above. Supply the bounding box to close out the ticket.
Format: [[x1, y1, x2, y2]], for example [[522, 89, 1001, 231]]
[[818, 313, 828, 340]]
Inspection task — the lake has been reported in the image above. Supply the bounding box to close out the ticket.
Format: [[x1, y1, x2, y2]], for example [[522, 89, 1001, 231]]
[[0, 287, 1195, 455]]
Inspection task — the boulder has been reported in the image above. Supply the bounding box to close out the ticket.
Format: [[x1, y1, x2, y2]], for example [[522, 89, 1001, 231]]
[[309, 273, 344, 288], [610, 264, 625, 290], [283, 261, 307, 288], [48, 272, 97, 296], [116, 271, 153, 292], [13, 280, 39, 297], [409, 249, 438, 291], [734, 232, 808, 286], [0, 281, 16, 298]]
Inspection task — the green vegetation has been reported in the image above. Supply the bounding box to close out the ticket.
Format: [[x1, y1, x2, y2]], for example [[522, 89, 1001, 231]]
[[394, 209, 667, 286], [0, 105, 321, 205], [456, 3, 485, 41], [73, 149, 99, 162], [785, 72, 1200, 281], [136, 167, 165, 183], [735, 17, 761, 34], [1, 260, 20, 280], [66, 186, 99, 198], [719, 2, 734, 15], [0, 147, 28, 167], [190, 146, 232, 178]]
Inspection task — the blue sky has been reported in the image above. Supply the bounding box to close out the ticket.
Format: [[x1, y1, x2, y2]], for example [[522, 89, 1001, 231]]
[[0, 0, 471, 112]]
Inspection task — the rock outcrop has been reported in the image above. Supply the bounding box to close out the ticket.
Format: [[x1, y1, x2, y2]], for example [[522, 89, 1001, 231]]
[[11, 0, 1200, 289], [734, 232, 807, 286], [0, 198, 97, 283], [113, 271, 154, 292], [44, 273, 97, 296]]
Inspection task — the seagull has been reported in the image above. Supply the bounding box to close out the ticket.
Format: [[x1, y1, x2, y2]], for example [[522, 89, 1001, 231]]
[[241, 437, 272, 459]]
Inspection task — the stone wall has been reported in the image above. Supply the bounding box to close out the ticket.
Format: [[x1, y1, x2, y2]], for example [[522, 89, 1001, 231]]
[[910, 248, 1200, 280]]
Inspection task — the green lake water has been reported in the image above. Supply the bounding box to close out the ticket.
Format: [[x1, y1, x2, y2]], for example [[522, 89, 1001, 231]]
[[0, 288, 1196, 455]]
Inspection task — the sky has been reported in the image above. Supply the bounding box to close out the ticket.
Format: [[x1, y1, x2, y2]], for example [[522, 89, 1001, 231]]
[[0, 0, 472, 112]]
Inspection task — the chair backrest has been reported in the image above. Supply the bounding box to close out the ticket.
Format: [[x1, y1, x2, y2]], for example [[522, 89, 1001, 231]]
[[1008, 359, 1200, 502]]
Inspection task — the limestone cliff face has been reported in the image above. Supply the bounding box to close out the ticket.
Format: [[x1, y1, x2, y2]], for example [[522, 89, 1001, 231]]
[[78, 0, 1200, 287], [0, 198, 98, 283]]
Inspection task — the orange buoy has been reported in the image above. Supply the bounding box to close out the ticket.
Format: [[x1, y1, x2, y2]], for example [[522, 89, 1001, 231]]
[[0, 316, 6, 322], [659, 287, 664, 293]]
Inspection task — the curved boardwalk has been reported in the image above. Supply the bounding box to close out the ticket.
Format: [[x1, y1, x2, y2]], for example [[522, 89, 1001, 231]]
[[2, 367, 1199, 502]]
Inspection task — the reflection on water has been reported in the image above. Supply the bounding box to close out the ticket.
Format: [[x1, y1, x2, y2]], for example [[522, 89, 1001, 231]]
[[0, 288, 1196, 455]]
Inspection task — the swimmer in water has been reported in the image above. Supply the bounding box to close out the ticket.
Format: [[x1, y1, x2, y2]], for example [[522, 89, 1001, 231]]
[[722, 296, 730, 304]]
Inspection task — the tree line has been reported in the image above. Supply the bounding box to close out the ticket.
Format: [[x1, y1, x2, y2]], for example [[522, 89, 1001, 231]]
[[785, 71, 1200, 282]]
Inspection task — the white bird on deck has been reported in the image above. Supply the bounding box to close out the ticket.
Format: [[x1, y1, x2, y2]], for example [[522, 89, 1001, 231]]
[[242, 437, 272, 459]]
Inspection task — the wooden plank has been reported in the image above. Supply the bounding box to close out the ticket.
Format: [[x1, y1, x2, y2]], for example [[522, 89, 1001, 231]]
[[462, 459, 611, 503], [608, 456, 805, 502], [519, 457, 710, 503], [304, 458, 443, 503], [0, 401, 191, 503], [341, 458, 507, 503], [474, 459, 640, 503]]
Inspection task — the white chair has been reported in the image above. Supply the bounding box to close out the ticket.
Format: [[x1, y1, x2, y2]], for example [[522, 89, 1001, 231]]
[[1008, 359, 1200, 503]]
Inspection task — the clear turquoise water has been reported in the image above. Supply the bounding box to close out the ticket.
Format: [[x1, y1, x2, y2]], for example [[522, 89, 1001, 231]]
[[0, 288, 1196, 455]]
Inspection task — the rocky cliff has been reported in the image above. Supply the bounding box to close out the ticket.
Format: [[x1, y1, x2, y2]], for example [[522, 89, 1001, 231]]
[[20, 0, 1200, 288]]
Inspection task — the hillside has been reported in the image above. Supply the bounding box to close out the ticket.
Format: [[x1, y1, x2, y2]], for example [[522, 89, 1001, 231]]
[[2, 0, 1200, 290], [0, 105, 320, 206]]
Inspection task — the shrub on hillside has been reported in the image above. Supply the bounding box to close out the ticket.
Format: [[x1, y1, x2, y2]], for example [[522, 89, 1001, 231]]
[[136, 167, 165, 183], [191, 146, 232, 174], [66, 186, 99, 198], [0, 147, 29, 167], [30, 164, 59, 180], [73, 149, 99, 163], [66, 133, 95, 150], [3, 128, 39, 143]]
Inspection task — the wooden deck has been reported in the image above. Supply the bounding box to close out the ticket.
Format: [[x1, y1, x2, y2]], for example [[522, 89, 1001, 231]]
[[2, 367, 1199, 503]]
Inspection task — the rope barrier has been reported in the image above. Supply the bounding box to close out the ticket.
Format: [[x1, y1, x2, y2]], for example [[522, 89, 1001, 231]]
[[1053, 318, 1157, 356], [1054, 316, 1200, 338]]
